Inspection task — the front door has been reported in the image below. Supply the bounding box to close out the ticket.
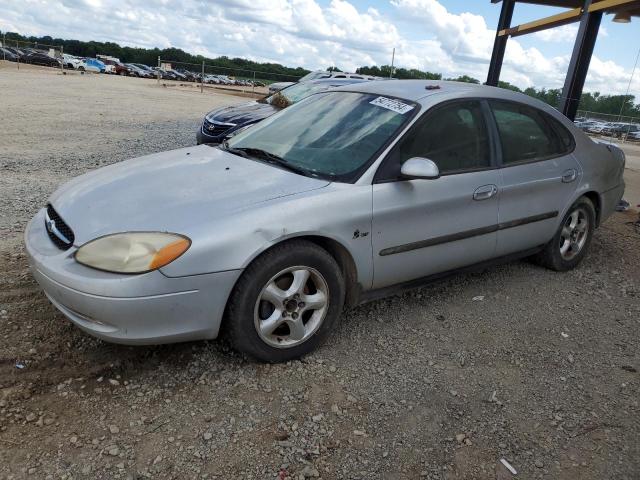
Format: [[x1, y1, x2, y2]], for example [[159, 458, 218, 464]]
[[371, 100, 500, 289]]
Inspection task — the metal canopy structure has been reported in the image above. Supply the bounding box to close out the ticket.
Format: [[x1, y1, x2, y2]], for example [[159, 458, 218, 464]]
[[487, 0, 640, 120]]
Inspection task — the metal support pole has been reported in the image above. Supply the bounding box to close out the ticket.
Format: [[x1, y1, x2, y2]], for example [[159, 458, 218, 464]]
[[201, 61, 204, 93], [16, 40, 19, 70], [60, 45, 64, 74], [157, 56, 161, 84], [2, 34, 5, 61], [486, 0, 514, 86], [390, 48, 395, 78], [252, 70, 256, 95], [558, 0, 602, 121]]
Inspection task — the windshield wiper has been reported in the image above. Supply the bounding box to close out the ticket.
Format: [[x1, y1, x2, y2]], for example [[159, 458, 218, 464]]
[[231, 147, 312, 177], [219, 140, 249, 158]]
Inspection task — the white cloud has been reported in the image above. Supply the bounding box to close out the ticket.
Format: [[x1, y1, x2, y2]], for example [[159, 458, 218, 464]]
[[534, 24, 578, 42], [0, 0, 637, 96]]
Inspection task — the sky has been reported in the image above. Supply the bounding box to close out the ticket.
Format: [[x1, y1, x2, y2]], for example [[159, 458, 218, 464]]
[[1, 0, 638, 96]]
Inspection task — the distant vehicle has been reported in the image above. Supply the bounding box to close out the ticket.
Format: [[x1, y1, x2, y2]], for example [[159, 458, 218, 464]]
[[268, 70, 379, 93], [23, 51, 62, 68], [80, 58, 106, 73], [3, 47, 25, 58], [130, 63, 156, 77], [627, 131, 640, 141], [62, 54, 83, 69], [99, 58, 130, 75], [197, 78, 371, 145], [0, 47, 19, 62], [574, 120, 599, 131], [125, 63, 154, 78], [174, 69, 197, 82], [584, 122, 609, 134], [601, 123, 640, 138]]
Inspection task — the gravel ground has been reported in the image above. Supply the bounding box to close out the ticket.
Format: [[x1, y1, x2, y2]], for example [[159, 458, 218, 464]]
[[1, 64, 639, 480]]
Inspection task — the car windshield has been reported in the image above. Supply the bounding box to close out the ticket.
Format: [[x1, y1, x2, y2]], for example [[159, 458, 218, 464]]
[[266, 82, 336, 105], [227, 91, 416, 182]]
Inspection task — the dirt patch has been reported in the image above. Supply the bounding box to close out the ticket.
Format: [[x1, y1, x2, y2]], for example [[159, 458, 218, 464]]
[[1, 65, 639, 479]]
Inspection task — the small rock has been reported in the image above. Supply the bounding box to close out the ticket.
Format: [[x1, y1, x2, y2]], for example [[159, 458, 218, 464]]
[[535, 459, 544, 468], [301, 466, 320, 478], [455, 433, 466, 443], [107, 446, 120, 456], [108, 379, 120, 386], [203, 432, 212, 441], [353, 430, 366, 436], [329, 366, 337, 373], [109, 425, 119, 434], [70, 436, 78, 444], [312, 414, 323, 423], [25, 413, 37, 422], [153, 455, 162, 465]]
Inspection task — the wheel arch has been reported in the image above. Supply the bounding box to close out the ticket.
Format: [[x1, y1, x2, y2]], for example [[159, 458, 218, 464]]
[[582, 191, 602, 227], [236, 235, 361, 308]]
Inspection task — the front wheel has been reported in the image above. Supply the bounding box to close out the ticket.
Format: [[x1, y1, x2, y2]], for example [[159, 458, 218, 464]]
[[534, 197, 595, 271], [226, 240, 345, 362]]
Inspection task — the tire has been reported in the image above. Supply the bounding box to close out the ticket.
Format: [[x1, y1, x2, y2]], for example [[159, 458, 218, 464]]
[[78, 66, 85, 72], [226, 240, 345, 362], [534, 196, 596, 271]]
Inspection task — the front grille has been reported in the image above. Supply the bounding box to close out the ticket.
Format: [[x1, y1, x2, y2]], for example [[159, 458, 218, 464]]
[[202, 119, 234, 138], [45, 204, 75, 250]]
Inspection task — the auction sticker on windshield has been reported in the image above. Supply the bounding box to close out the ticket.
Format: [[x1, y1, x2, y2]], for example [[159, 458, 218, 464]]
[[370, 96, 414, 114]]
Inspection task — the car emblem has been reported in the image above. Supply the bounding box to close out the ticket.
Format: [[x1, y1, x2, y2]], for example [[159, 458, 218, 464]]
[[45, 211, 71, 245]]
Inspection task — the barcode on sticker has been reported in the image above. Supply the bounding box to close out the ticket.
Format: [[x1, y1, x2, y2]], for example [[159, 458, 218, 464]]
[[370, 96, 414, 114]]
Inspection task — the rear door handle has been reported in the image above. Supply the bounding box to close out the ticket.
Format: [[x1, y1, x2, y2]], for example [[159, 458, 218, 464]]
[[562, 169, 577, 183], [473, 184, 498, 201]]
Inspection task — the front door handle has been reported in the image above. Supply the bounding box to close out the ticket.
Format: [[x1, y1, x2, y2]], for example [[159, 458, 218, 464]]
[[473, 184, 498, 201], [562, 169, 577, 183]]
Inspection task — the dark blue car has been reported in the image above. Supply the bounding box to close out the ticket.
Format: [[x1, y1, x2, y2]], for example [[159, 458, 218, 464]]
[[196, 78, 369, 144]]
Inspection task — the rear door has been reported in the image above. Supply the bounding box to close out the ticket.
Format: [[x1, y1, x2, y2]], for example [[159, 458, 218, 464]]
[[488, 100, 580, 256]]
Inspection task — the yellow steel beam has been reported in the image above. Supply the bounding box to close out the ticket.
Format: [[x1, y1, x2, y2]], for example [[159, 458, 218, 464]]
[[588, 0, 640, 12], [498, 0, 639, 37], [499, 6, 581, 36]]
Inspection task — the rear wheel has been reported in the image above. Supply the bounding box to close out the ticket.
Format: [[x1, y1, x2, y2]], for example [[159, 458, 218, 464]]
[[226, 240, 345, 362], [534, 197, 595, 271]]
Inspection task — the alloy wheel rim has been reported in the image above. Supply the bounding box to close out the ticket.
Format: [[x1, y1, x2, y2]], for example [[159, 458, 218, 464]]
[[254, 266, 329, 349], [559, 207, 589, 261]]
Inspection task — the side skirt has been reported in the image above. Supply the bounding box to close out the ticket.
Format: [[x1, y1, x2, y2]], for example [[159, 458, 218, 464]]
[[356, 246, 544, 306]]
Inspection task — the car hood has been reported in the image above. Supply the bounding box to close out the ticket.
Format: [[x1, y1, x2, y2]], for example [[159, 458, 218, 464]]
[[48, 145, 330, 245], [207, 101, 278, 125]]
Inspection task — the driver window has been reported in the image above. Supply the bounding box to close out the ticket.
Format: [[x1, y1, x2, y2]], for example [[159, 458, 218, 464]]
[[398, 100, 490, 174], [375, 100, 491, 182]]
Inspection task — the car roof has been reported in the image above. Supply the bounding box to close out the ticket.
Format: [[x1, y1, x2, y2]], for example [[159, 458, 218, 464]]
[[329, 79, 577, 123], [330, 79, 508, 101]]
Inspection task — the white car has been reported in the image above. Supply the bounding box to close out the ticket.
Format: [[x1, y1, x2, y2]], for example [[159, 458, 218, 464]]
[[62, 54, 83, 70]]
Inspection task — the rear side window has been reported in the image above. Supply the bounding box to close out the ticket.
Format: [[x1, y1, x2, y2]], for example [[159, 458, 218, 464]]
[[490, 100, 571, 165]]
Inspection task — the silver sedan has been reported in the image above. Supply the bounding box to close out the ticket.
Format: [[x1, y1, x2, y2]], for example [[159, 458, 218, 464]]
[[25, 80, 625, 362]]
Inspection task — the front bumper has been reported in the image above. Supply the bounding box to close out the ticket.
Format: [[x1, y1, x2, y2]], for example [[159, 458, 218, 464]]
[[25, 209, 241, 345]]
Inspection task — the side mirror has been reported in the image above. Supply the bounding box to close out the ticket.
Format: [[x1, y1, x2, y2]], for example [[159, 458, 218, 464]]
[[400, 157, 440, 180]]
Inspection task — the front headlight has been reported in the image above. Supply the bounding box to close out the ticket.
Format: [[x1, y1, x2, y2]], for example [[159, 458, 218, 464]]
[[75, 232, 191, 274]]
